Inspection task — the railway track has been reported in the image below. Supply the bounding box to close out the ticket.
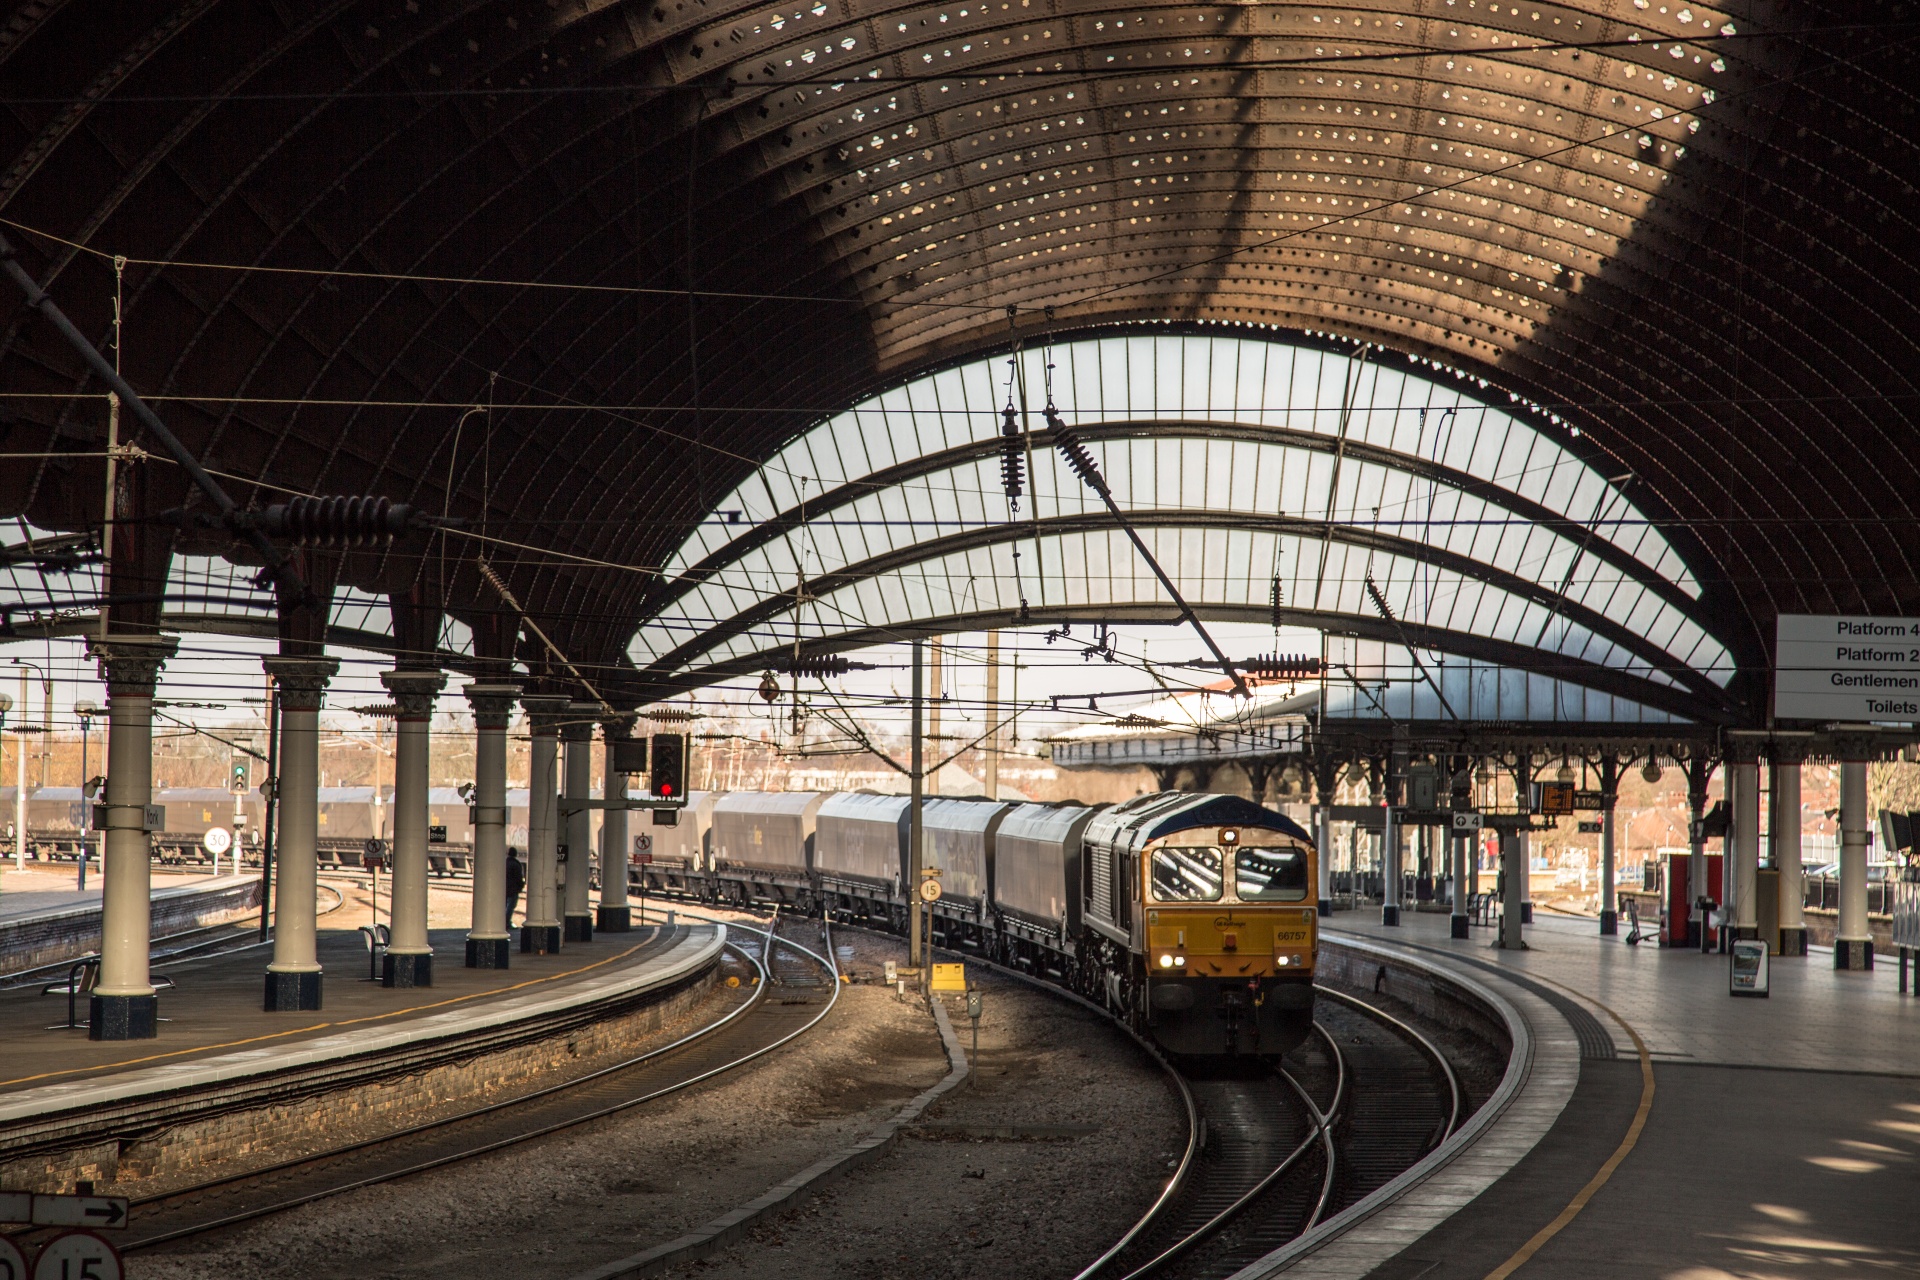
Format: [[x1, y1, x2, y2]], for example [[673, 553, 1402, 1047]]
[[767, 905, 1468, 1280], [1092, 987, 1462, 1280], [45, 914, 842, 1255]]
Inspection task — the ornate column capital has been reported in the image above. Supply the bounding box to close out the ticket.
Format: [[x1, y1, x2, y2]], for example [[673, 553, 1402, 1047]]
[[1766, 732, 1815, 767], [522, 692, 572, 735], [1723, 731, 1767, 766], [562, 701, 599, 744], [1825, 727, 1885, 764], [86, 635, 178, 699], [463, 682, 524, 729], [381, 669, 446, 720], [263, 657, 340, 712], [601, 711, 639, 741]]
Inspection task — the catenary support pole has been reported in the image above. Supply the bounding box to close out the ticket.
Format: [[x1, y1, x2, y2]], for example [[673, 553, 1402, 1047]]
[[1835, 735, 1875, 970], [521, 694, 568, 955], [380, 670, 444, 987], [1772, 738, 1810, 956], [598, 712, 636, 933], [910, 639, 924, 972], [464, 684, 520, 967], [261, 657, 337, 1010], [561, 704, 595, 944], [984, 632, 1000, 802], [86, 636, 174, 1038]]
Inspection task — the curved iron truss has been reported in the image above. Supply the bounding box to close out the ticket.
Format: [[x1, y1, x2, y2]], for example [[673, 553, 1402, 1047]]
[[0, 0, 1910, 716]]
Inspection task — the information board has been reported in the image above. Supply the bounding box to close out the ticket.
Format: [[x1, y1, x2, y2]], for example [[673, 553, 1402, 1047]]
[[1775, 614, 1920, 722]]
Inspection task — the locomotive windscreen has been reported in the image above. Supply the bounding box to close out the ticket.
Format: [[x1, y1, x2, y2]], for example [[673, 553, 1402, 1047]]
[[1234, 847, 1309, 901]]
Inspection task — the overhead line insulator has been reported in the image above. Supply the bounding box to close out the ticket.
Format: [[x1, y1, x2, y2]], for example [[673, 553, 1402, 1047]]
[[248, 496, 419, 547], [999, 404, 1025, 506], [1242, 654, 1325, 680], [772, 654, 875, 679], [1044, 407, 1109, 498]]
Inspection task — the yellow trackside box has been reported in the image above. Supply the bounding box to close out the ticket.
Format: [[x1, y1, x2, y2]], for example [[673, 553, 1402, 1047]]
[[930, 963, 968, 992]]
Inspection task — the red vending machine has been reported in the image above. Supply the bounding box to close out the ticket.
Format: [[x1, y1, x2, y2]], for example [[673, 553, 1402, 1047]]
[[1662, 851, 1723, 948]]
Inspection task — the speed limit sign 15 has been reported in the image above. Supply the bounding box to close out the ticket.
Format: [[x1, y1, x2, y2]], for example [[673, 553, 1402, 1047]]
[[32, 1231, 121, 1280]]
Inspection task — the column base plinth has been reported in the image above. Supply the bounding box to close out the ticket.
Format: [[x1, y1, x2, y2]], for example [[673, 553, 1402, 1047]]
[[1450, 914, 1470, 939], [1521, 902, 1534, 924], [264, 970, 323, 1011], [382, 951, 433, 987], [1599, 910, 1619, 936], [1731, 925, 1760, 941], [596, 906, 632, 933], [466, 937, 511, 969], [521, 924, 561, 955], [88, 993, 157, 1040], [1779, 926, 1809, 956], [563, 914, 594, 943], [1834, 938, 1874, 971], [1381, 904, 1401, 927]]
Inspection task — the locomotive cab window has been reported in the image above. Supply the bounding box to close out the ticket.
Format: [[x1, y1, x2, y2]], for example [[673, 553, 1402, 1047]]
[[1235, 846, 1309, 902], [1150, 846, 1222, 902]]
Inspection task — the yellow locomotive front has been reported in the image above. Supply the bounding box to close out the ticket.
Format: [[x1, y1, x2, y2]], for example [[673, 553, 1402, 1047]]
[[1081, 795, 1318, 1059]]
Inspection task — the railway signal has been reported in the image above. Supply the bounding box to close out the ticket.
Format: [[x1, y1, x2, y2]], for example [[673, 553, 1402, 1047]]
[[650, 733, 687, 799]]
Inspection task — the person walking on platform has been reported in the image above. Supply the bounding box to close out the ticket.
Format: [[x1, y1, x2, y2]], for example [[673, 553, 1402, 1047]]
[[505, 847, 526, 929]]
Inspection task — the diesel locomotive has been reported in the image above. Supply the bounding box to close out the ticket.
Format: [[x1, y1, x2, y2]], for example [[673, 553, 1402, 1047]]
[[633, 788, 1318, 1059]]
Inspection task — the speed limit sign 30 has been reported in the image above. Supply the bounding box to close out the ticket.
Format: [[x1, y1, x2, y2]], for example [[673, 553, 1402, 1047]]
[[31, 1231, 121, 1280]]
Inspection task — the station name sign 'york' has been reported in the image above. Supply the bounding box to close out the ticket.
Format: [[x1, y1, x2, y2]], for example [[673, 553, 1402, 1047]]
[[1775, 614, 1920, 722]]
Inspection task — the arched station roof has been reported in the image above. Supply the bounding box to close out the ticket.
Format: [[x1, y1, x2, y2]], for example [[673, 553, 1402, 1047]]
[[0, 1, 1911, 719], [640, 330, 1733, 720]]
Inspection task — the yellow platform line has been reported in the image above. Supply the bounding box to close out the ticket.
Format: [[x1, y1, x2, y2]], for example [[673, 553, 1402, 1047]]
[[1482, 971, 1655, 1280], [0, 932, 662, 1092]]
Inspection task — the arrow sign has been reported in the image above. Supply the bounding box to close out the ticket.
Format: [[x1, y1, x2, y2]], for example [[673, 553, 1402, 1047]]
[[25, 1193, 129, 1228]]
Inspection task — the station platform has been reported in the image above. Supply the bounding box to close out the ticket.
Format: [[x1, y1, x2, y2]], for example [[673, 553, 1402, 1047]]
[[0, 919, 724, 1131], [0, 869, 261, 974], [1268, 908, 1920, 1280]]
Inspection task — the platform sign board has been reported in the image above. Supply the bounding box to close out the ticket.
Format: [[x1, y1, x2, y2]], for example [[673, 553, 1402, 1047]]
[[1776, 614, 1920, 722], [1450, 811, 1483, 832], [31, 1231, 121, 1280], [1730, 938, 1769, 997]]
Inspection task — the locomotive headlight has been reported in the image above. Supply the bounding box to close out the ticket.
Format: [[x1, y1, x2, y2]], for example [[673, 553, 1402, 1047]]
[[1159, 953, 1174, 968], [1158, 953, 1186, 969]]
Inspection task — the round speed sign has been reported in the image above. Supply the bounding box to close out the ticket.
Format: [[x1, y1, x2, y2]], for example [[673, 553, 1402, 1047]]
[[918, 877, 943, 903], [32, 1231, 122, 1280], [201, 826, 233, 856]]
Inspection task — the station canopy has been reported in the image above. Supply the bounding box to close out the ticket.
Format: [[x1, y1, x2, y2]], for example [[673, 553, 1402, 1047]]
[[641, 330, 1730, 723], [0, 2, 1909, 728]]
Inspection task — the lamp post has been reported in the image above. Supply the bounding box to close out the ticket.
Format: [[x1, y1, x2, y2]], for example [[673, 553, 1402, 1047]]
[[75, 701, 100, 890]]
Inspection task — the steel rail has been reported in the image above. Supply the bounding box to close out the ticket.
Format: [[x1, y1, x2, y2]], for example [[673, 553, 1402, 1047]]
[[116, 918, 835, 1251], [1315, 985, 1464, 1143]]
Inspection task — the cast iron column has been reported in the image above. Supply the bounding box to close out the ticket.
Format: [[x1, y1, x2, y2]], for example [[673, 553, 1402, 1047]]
[[464, 683, 520, 968], [85, 636, 176, 1039], [380, 670, 445, 986], [1727, 735, 1763, 943], [598, 713, 636, 932], [261, 656, 337, 1009], [1597, 755, 1621, 937], [561, 704, 596, 943], [1771, 736, 1811, 957], [521, 694, 569, 954], [1833, 733, 1876, 970]]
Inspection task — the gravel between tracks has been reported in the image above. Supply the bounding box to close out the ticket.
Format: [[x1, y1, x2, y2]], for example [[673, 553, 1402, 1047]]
[[667, 941, 1184, 1280], [135, 929, 948, 1280]]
